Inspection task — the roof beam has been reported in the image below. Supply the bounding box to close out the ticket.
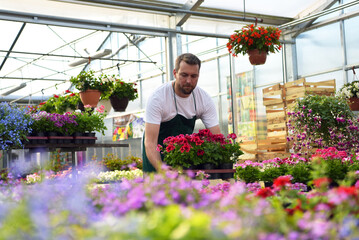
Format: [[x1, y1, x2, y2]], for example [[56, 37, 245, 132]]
[[0, 23, 26, 71], [280, 0, 359, 30], [57, 0, 264, 24], [290, 0, 338, 37], [176, 0, 204, 27]]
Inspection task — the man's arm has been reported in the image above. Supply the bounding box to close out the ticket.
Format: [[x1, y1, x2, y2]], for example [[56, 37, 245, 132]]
[[208, 125, 221, 134], [144, 122, 163, 171]]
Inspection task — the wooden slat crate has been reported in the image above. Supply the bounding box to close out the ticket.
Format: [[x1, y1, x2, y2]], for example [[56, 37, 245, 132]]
[[284, 78, 336, 106], [262, 83, 287, 138], [257, 152, 291, 161]]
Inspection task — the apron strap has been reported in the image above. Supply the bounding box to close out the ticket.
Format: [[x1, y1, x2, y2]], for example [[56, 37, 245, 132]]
[[172, 82, 178, 114], [192, 91, 197, 113]]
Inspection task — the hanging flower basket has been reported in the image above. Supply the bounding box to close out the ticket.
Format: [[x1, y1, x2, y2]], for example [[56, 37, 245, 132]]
[[109, 95, 129, 112], [79, 89, 101, 107], [247, 49, 267, 65], [227, 24, 282, 65]]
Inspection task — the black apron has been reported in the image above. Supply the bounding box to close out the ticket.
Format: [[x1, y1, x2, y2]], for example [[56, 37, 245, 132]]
[[142, 84, 197, 172]]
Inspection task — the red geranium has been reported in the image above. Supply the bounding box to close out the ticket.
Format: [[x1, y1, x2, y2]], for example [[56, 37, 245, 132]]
[[256, 187, 275, 198], [273, 175, 292, 188]]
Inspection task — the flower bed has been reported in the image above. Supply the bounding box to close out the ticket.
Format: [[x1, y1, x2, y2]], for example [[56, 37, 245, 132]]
[[235, 147, 359, 187], [0, 155, 359, 239]]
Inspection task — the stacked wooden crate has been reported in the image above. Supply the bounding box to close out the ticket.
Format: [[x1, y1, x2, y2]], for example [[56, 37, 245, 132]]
[[284, 78, 336, 110], [257, 83, 290, 160]]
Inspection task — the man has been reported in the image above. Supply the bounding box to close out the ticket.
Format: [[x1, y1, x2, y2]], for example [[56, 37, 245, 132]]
[[142, 53, 221, 172]]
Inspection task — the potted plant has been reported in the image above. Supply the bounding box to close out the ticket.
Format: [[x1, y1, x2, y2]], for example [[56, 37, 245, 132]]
[[100, 74, 138, 112], [38, 91, 82, 114], [337, 80, 359, 111], [227, 24, 282, 65], [310, 147, 350, 186], [158, 129, 243, 179], [69, 70, 108, 107], [234, 165, 261, 183], [0, 103, 33, 150], [72, 105, 107, 143], [101, 153, 143, 171], [287, 94, 357, 155], [29, 112, 78, 143]]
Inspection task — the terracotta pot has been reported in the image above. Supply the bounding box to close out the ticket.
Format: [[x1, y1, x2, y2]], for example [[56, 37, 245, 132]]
[[349, 97, 359, 111], [247, 49, 267, 65], [79, 89, 101, 107], [110, 95, 129, 112]]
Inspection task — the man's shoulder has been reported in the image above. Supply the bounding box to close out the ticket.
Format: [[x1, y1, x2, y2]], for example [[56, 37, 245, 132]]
[[151, 81, 172, 96], [194, 85, 211, 98]]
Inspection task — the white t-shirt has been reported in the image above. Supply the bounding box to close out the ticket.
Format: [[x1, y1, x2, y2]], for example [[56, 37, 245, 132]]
[[145, 81, 219, 128]]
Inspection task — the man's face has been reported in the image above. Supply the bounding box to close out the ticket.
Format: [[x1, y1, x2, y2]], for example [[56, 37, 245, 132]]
[[173, 61, 199, 97]]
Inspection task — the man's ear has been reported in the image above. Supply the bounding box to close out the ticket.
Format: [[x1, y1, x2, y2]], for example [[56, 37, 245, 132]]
[[173, 69, 176, 77]]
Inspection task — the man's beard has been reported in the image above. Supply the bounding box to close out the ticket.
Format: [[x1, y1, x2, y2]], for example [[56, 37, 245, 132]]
[[179, 85, 194, 95]]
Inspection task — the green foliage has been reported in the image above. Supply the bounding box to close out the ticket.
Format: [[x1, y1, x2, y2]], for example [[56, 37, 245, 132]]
[[324, 159, 348, 183], [234, 165, 261, 183], [347, 161, 359, 172], [43, 150, 70, 173], [100, 74, 139, 101], [102, 153, 142, 171], [287, 162, 312, 184], [0, 202, 36, 239], [72, 107, 107, 134], [138, 205, 225, 240], [260, 165, 288, 183], [38, 92, 81, 114], [0, 169, 9, 181], [310, 156, 349, 185], [70, 70, 108, 92]]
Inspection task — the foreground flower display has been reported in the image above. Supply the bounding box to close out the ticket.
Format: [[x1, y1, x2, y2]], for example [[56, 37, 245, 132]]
[[0, 158, 359, 239]]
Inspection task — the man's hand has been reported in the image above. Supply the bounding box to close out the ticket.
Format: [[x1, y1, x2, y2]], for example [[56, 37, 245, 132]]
[[144, 122, 163, 171]]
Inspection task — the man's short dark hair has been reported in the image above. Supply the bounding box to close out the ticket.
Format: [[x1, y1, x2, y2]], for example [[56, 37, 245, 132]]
[[175, 53, 201, 72]]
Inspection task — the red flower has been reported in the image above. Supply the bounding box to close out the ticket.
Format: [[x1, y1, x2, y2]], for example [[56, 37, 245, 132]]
[[54, 94, 59, 98], [65, 90, 71, 93], [39, 102, 46, 105], [197, 149, 205, 156], [336, 186, 357, 196], [313, 177, 331, 188], [166, 144, 175, 152], [180, 143, 191, 153], [256, 187, 275, 198], [178, 137, 188, 145], [69, 93, 75, 97], [227, 133, 237, 140], [273, 176, 291, 188]]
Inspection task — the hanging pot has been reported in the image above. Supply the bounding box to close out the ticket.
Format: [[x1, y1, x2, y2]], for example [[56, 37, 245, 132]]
[[247, 49, 267, 65], [109, 95, 129, 112], [349, 97, 359, 111], [79, 89, 101, 107]]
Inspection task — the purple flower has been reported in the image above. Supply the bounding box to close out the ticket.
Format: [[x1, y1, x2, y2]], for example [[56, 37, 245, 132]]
[[152, 190, 170, 206]]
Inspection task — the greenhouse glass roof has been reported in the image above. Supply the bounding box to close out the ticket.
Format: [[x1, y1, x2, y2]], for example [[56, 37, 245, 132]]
[[0, 0, 354, 104]]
